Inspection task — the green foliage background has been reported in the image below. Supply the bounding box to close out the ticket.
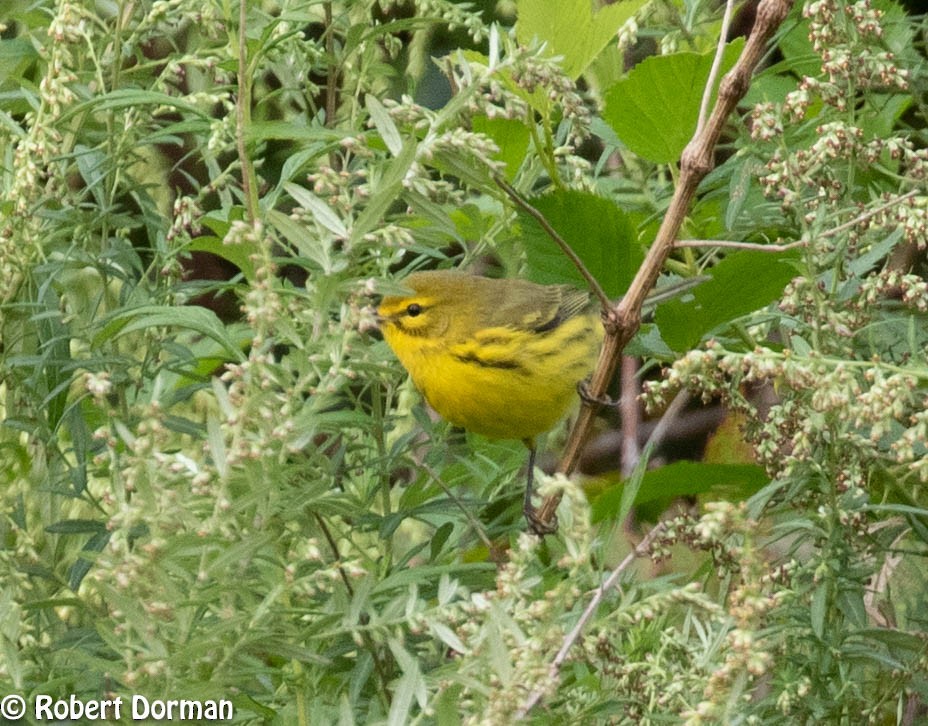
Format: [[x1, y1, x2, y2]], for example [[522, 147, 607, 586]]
[[1, 0, 927, 723]]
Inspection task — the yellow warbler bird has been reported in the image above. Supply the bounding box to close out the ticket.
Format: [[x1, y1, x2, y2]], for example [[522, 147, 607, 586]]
[[377, 269, 603, 533]]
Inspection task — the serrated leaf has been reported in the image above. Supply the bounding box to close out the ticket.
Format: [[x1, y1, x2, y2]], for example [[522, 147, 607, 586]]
[[471, 116, 530, 181], [518, 189, 641, 298], [603, 40, 743, 163], [655, 249, 799, 351], [516, 0, 647, 79]]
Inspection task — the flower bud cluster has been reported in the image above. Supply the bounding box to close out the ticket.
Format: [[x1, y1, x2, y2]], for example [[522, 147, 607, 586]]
[[378, 0, 487, 43], [644, 338, 928, 490], [751, 0, 918, 236], [439, 46, 593, 147], [804, 0, 907, 91]]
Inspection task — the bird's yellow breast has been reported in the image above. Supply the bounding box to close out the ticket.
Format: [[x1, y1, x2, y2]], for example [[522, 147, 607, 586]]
[[382, 312, 601, 441]]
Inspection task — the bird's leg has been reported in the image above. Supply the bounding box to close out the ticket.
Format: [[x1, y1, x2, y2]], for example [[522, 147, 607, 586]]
[[522, 440, 558, 535], [577, 378, 618, 408]]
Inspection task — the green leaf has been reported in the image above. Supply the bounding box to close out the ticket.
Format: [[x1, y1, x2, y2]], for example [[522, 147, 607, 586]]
[[471, 116, 530, 181], [626, 323, 675, 359], [810, 581, 828, 639], [518, 189, 642, 298], [592, 462, 768, 524], [433, 683, 464, 726], [63, 88, 208, 121], [777, 13, 821, 78], [516, 0, 647, 79], [349, 140, 418, 247], [246, 120, 346, 144], [0, 38, 39, 85], [94, 305, 246, 362], [430, 522, 454, 561], [603, 40, 743, 163], [619, 443, 653, 524], [187, 235, 258, 283], [429, 146, 498, 191], [45, 519, 108, 534], [285, 182, 349, 238], [68, 530, 111, 591], [725, 155, 764, 231], [852, 627, 928, 654], [366, 94, 403, 156], [268, 208, 336, 274], [430, 622, 469, 655], [655, 249, 799, 351]]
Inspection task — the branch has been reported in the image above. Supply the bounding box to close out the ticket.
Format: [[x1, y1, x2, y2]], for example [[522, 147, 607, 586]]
[[534, 0, 797, 531], [675, 238, 805, 251], [515, 519, 669, 718], [674, 189, 920, 251], [494, 175, 612, 310]]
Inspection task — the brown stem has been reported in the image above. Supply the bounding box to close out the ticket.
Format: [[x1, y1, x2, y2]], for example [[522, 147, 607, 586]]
[[324, 2, 338, 128], [619, 356, 640, 478], [535, 0, 797, 530], [236, 0, 259, 223]]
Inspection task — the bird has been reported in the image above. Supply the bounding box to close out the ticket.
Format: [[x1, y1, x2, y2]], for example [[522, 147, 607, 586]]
[[377, 269, 603, 533]]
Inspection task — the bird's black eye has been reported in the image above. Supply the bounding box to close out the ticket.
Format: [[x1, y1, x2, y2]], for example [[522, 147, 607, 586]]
[[406, 303, 422, 317]]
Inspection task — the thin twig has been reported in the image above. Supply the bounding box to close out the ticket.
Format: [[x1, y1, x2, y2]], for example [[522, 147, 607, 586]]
[[494, 175, 612, 311], [515, 520, 669, 719], [675, 189, 920, 251], [313, 512, 355, 597], [674, 238, 806, 251], [822, 189, 920, 239], [423, 464, 495, 552], [697, 0, 737, 134]]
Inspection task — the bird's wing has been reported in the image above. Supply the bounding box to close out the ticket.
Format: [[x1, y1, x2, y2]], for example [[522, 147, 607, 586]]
[[484, 281, 592, 333]]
